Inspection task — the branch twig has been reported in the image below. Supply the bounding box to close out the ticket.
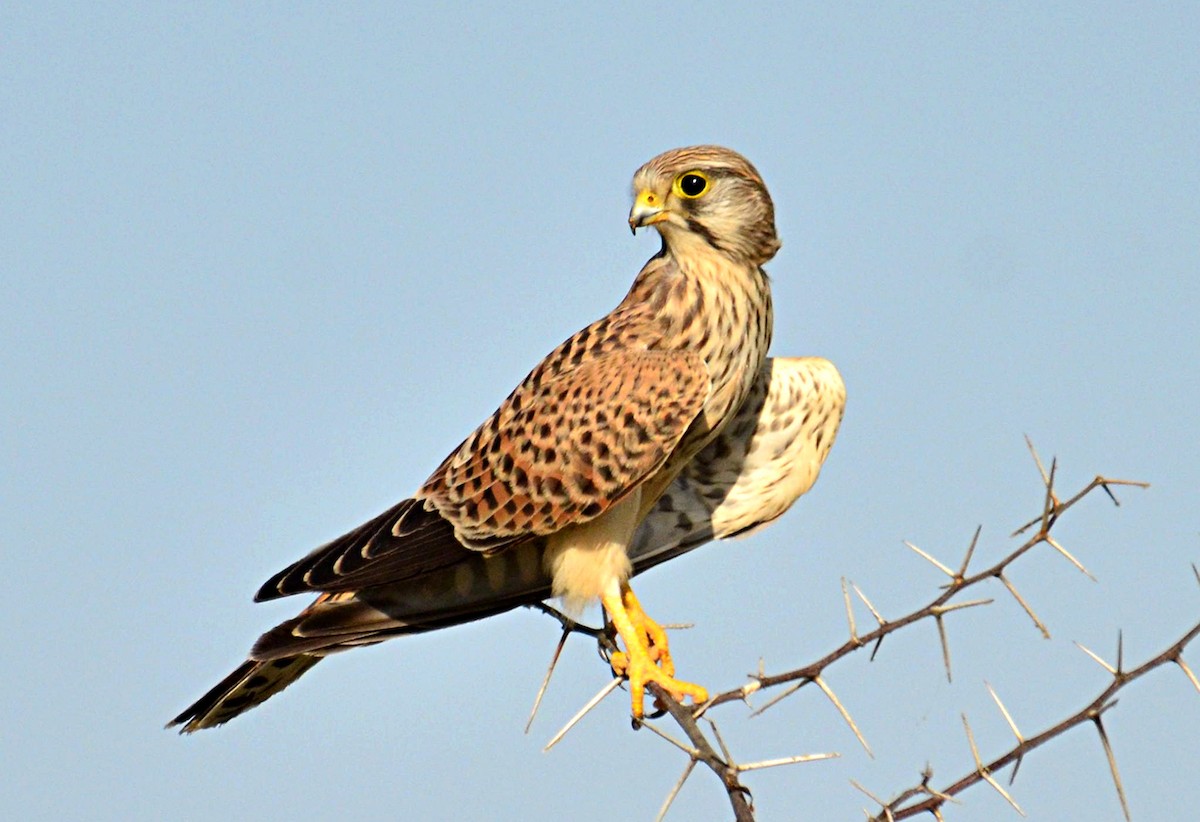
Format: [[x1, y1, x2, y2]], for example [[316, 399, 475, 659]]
[[534, 445, 1185, 821]]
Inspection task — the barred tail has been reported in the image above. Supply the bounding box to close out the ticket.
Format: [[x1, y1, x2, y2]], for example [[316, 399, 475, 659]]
[[168, 654, 322, 733]]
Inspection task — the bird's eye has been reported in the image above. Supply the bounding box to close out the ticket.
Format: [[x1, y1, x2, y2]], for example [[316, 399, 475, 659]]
[[675, 172, 710, 199]]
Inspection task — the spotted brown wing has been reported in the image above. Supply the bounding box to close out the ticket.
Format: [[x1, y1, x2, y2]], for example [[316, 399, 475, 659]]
[[257, 349, 709, 599]]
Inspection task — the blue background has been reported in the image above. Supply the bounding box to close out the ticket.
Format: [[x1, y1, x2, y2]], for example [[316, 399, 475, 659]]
[[3, 4, 1197, 820]]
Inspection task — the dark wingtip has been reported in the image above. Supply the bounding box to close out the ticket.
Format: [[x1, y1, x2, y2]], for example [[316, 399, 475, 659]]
[[253, 570, 288, 602], [167, 658, 260, 733], [168, 656, 323, 734], [165, 714, 202, 734], [251, 498, 424, 602]]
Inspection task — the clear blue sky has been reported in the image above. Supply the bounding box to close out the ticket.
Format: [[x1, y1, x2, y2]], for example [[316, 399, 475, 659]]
[[3, 4, 1197, 820]]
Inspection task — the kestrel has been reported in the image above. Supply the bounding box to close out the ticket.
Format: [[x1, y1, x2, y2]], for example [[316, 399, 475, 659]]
[[171, 146, 845, 732]]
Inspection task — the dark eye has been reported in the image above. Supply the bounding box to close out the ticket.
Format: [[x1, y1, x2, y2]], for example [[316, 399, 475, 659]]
[[677, 172, 709, 198]]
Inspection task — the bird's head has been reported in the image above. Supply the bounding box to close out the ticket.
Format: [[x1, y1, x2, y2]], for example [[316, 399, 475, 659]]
[[628, 145, 781, 266]]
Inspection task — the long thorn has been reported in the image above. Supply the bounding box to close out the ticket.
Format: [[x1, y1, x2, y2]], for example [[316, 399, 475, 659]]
[[737, 752, 839, 772], [654, 759, 697, 822], [1175, 656, 1200, 694], [958, 526, 981, 578], [1044, 535, 1096, 581], [640, 717, 699, 757], [849, 779, 887, 809], [936, 615, 953, 683], [985, 680, 1025, 745], [749, 681, 804, 717], [931, 598, 994, 614], [842, 577, 859, 642], [853, 582, 887, 626], [1024, 435, 1050, 487], [963, 714, 1025, 816], [999, 572, 1050, 638], [707, 718, 734, 763], [1039, 456, 1059, 531], [1075, 641, 1117, 675], [986, 680, 1026, 784], [543, 677, 621, 751], [905, 540, 955, 578], [816, 675, 872, 757], [526, 627, 571, 733], [1093, 716, 1131, 822]]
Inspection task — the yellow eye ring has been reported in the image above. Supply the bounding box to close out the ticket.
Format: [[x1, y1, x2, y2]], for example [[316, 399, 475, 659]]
[[673, 171, 710, 199]]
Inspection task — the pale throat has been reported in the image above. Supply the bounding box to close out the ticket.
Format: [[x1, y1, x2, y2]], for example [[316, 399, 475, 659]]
[[660, 222, 730, 267]]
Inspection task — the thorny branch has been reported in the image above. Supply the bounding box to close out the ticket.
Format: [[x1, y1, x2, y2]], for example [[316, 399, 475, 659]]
[[866, 618, 1200, 821], [644, 682, 756, 822], [532, 444, 1196, 820]]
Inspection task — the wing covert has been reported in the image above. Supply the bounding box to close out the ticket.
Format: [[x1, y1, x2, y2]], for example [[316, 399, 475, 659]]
[[257, 348, 710, 600], [422, 348, 710, 543]]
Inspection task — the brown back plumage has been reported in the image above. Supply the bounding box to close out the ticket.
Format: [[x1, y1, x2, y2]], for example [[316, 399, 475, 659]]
[[169, 146, 842, 733]]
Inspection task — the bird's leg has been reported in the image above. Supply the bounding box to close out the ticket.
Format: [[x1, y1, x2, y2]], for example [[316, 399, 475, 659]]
[[621, 585, 674, 675], [602, 579, 708, 719]]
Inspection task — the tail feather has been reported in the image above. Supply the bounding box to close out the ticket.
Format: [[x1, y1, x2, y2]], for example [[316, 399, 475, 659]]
[[167, 655, 322, 733]]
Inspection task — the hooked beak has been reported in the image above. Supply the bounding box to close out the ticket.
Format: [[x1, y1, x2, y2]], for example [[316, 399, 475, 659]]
[[628, 189, 669, 234]]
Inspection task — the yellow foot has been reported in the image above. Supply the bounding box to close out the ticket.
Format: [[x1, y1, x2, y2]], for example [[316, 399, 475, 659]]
[[624, 586, 676, 676], [602, 581, 708, 718]]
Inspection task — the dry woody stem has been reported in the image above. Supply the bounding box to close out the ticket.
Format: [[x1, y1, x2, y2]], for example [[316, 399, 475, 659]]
[[532, 442, 1194, 821]]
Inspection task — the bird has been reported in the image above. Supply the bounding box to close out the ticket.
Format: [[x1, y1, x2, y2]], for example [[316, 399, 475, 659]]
[[169, 145, 845, 732]]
